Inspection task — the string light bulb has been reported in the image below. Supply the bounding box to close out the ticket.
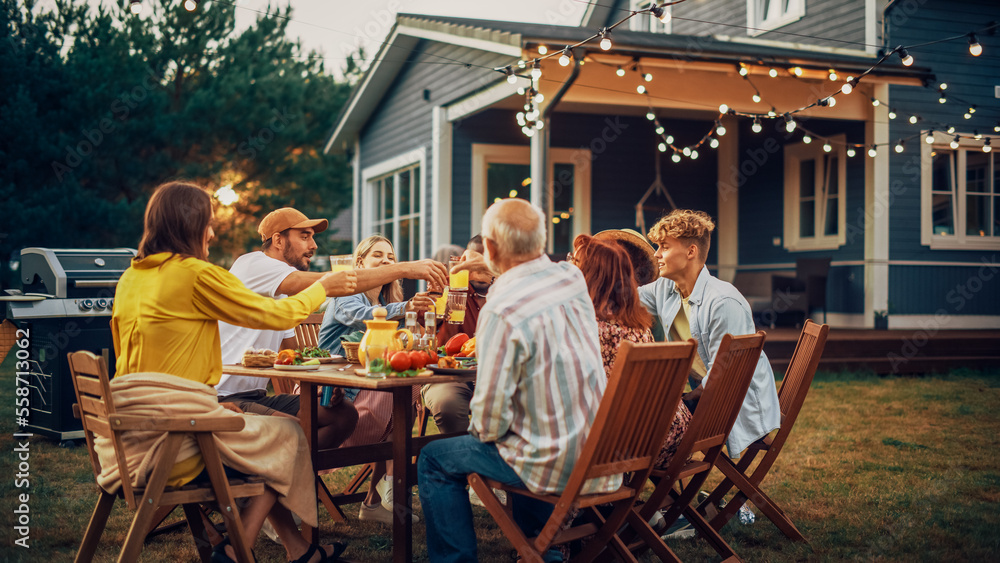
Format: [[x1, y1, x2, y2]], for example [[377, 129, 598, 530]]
[[909, 115, 919, 125], [752, 93, 761, 103], [664, 135, 674, 144], [939, 82, 948, 90], [888, 109, 897, 120], [710, 137, 720, 149], [984, 138, 992, 153], [823, 142, 832, 153], [925, 131, 935, 144], [974, 131, 982, 140], [995, 122, 1000, 133], [682, 147, 691, 156], [655, 125, 665, 135], [950, 136, 960, 149], [768, 68, 778, 78], [828, 69, 838, 81], [537, 45, 548, 55], [792, 66, 803, 77], [517, 60, 526, 69], [652, 4, 672, 24], [847, 147, 856, 157], [129, 0, 142, 14], [739, 64, 749, 77], [644, 72, 653, 82], [969, 33, 982, 56], [897, 47, 913, 66], [803, 135, 812, 144], [716, 122, 727, 136], [530, 61, 542, 80], [534, 93, 544, 104], [616, 66, 625, 77], [939, 91, 947, 104], [637, 85, 646, 94], [671, 153, 681, 163], [841, 77, 857, 95], [658, 142, 667, 152], [183, 0, 198, 11], [947, 126, 956, 134], [752, 117, 762, 133], [871, 97, 880, 107], [784, 114, 796, 132], [646, 111, 656, 121], [719, 104, 729, 114], [505, 67, 517, 84], [868, 145, 878, 158], [691, 150, 699, 160], [895, 140, 905, 153], [558, 50, 571, 67], [599, 30, 612, 51]]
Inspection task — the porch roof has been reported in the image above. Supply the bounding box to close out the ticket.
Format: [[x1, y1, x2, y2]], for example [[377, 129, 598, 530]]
[[324, 13, 932, 153]]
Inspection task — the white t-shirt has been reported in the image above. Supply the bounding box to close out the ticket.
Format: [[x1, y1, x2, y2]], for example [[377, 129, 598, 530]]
[[216, 251, 298, 398]]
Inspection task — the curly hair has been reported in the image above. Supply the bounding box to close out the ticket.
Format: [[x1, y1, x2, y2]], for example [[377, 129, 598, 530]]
[[647, 209, 715, 262], [573, 234, 652, 331]]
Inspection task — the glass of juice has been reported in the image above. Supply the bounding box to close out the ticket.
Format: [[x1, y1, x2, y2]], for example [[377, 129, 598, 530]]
[[435, 287, 449, 317], [447, 289, 468, 325], [449, 256, 469, 290], [330, 255, 353, 272]]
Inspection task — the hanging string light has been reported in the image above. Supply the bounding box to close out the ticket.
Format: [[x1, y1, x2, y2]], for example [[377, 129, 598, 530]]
[[530, 60, 542, 80], [650, 4, 672, 24], [768, 68, 778, 78], [895, 139, 905, 153], [537, 45, 549, 55], [183, 0, 198, 11], [984, 138, 992, 153], [129, 0, 142, 14], [558, 49, 571, 67], [871, 97, 880, 107], [926, 131, 936, 144], [828, 69, 838, 81], [968, 33, 982, 56], [897, 47, 914, 66], [751, 117, 762, 133], [599, 29, 613, 51], [841, 77, 857, 94], [823, 142, 833, 152], [715, 121, 727, 136], [847, 147, 857, 157], [868, 145, 878, 157], [616, 66, 625, 77], [950, 136, 961, 149], [784, 114, 796, 132]]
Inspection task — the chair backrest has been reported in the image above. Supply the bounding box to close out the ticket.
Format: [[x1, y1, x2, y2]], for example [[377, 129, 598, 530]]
[[561, 341, 696, 498], [668, 332, 766, 469], [67, 350, 139, 507], [776, 320, 829, 436], [294, 313, 325, 349]]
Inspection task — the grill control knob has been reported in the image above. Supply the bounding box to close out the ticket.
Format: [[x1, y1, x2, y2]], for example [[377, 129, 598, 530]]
[[80, 299, 94, 311], [96, 298, 109, 309], [108, 298, 114, 309]]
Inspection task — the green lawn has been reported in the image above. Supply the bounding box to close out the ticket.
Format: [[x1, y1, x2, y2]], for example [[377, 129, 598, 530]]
[[1, 351, 998, 561]]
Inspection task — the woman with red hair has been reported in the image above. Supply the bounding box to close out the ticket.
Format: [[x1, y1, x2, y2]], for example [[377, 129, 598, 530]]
[[571, 234, 691, 470]]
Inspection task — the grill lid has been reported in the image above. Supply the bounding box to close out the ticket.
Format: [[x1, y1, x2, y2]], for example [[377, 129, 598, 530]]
[[20, 248, 136, 298]]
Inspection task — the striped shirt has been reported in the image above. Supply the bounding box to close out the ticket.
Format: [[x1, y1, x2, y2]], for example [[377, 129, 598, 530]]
[[470, 255, 623, 495]]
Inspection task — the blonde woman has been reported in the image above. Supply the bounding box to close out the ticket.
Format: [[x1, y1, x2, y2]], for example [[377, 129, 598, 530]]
[[318, 234, 435, 524]]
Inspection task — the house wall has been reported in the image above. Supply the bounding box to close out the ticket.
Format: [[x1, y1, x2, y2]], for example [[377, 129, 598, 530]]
[[451, 109, 719, 263], [883, 0, 1000, 317], [668, 0, 868, 51], [358, 40, 515, 255], [736, 117, 867, 313]]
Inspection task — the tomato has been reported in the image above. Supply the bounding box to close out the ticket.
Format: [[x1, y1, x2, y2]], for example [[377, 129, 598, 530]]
[[426, 349, 439, 365], [444, 333, 470, 356], [408, 350, 428, 370], [274, 356, 293, 366], [389, 351, 412, 372]]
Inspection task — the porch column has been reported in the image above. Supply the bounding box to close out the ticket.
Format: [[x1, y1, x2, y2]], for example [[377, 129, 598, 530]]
[[431, 106, 452, 252], [716, 114, 739, 283], [864, 83, 891, 328], [529, 119, 550, 210]]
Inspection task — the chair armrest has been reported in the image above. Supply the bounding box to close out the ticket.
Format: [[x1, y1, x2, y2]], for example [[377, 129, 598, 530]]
[[108, 414, 246, 432]]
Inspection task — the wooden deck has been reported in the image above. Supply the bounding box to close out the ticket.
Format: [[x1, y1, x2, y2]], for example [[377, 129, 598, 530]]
[[762, 326, 1000, 375]]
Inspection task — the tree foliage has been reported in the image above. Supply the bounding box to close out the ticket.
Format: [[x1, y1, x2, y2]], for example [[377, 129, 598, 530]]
[[1, 0, 361, 288]]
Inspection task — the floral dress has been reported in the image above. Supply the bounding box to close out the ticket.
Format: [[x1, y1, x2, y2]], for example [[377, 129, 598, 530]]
[[598, 320, 692, 469]]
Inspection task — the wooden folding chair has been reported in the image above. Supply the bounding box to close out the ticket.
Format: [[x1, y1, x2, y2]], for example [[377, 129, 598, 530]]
[[698, 320, 829, 542], [468, 340, 697, 563], [622, 331, 767, 563], [68, 351, 265, 563]]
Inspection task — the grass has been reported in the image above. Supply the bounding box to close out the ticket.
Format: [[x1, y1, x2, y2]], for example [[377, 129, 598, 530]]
[[1, 353, 998, 562]]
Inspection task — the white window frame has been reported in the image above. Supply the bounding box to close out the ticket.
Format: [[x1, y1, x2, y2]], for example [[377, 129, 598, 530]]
[[783, 134, 847, 251], [628, 0, 672, 34], [747, 0, 805, 36], [360, 147, 428, 261], [471, 144, 591, 254], [920, 132, 1000, 250]]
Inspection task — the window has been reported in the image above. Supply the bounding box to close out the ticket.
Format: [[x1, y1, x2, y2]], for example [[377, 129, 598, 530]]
[[783, 135, 847, 251], [629, 0, 671, 34], [747, 0, 805, 36], [921, 134, 1000, 249], [368, 165, 421, 261], [471, 145, 591, 255]]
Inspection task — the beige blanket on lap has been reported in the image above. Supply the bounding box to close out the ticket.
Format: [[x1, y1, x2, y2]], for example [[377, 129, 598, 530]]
[[93, 372, 318, 527]]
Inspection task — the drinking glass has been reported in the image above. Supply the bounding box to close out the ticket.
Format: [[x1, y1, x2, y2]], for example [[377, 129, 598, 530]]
[[330, 255, 354, 273], [447, 289, 468, 325], [449, 256, 469, 290], [365, 343, 387, 379]]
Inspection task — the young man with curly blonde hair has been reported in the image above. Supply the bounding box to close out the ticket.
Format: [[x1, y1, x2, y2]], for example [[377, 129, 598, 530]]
[[639, 209, 780, 458]]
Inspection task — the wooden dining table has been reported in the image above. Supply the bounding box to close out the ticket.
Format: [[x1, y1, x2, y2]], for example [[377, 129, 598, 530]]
[[221, 363, 475, 563]]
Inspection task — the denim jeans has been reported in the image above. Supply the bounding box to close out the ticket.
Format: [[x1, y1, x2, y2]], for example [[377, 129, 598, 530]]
[[418, 434, 562, 562]]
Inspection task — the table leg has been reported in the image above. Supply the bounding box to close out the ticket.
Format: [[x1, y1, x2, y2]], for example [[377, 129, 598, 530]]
[[391, 386, 413, 563], [300, 381, 319, 545]]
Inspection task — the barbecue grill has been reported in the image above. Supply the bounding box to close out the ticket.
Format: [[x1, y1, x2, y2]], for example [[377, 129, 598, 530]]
[[5, 248, 136, 441]]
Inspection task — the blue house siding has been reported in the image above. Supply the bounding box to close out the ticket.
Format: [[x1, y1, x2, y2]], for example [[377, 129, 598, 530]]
[[451, 109, 719, 261], [671, 0, 867, 51], [890, 264, 1000, 315], [358, 41, 517, 253]]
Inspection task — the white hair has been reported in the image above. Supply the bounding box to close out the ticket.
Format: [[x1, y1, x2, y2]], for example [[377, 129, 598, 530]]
[[482, 199, 546, 256]]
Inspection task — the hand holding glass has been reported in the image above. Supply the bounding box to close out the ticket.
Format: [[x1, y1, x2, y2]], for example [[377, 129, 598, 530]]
[[449, 256, 469, 290]]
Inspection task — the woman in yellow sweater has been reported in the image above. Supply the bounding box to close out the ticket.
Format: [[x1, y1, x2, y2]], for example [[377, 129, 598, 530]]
[[112, 182, 352, 563]]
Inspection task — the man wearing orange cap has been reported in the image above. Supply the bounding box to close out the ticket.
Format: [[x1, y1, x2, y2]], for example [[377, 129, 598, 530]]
[[217, 208, 449, 450]]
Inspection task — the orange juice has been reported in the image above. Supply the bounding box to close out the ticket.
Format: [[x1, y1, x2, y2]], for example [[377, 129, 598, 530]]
[[449, 309, 466, 324], [331, 264, 352, 273], [449, 268, 469, 289], [435, 287, 449, 316]]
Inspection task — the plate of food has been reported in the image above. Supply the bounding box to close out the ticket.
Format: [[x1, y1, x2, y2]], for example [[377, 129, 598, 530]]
[[427, 356, 477, 375], [297, 346, 346, 363], [273, 363, 321, 371]]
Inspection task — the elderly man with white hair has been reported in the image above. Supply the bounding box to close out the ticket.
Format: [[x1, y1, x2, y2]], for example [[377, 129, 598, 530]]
[[417, 198, 620, 563]]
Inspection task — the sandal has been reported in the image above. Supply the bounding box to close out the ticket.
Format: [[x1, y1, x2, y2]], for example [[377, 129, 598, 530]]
[[289, 541, 348, 563], [211, 536, 258, 563]]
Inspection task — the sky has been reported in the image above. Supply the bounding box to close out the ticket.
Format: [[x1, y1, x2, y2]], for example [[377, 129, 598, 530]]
[[233, 0, 587, 75]]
